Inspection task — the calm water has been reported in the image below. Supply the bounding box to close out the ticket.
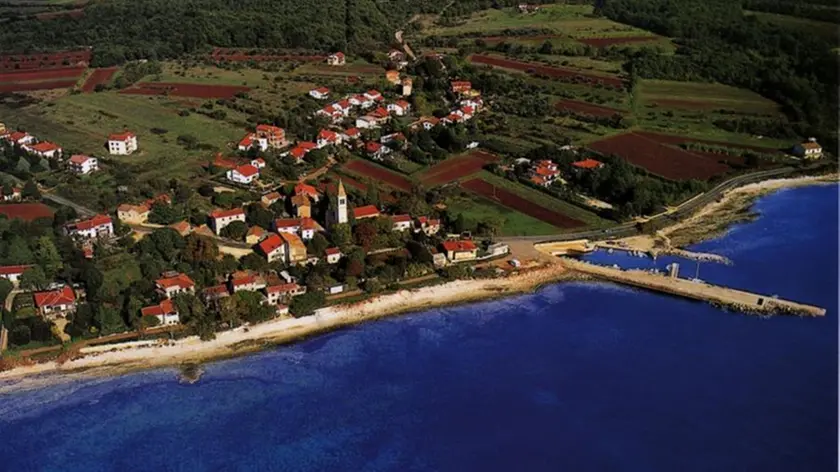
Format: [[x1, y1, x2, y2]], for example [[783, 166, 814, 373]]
[[0, 185, 837, 472]]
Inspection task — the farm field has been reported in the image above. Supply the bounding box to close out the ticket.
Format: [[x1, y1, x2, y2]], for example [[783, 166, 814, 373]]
[[418, 150, 499, 185], [0, 49, 90, 72], [421, 4, 653, 39], [444, 194, 559, 237], [0, 67, 85, 83], [120, 82, 251, 99], [0, 203, 54, 221], [0, 79, 79, 93], [585, 131, 787, 181], [462, 178, 584, 230], [555, 99, 622, 118], [342, 159, 413, 192], [476, 171, 606, 227], [637, 79, 780, 114], [80, 67, 118, 92], [1, 91, 248, 180], [470, 54, 625, 88]]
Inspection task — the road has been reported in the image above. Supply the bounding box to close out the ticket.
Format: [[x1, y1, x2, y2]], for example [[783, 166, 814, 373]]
[[497, 166, 797, 245], [42, 192, 96, 217]]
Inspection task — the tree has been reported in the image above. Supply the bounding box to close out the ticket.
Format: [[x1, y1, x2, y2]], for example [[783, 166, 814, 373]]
[[5, 237, 33, 265], [148, 202, 182, 225], [240, 252, 269, 272], [182, 234, 219, 265], [80, 263, 104, 301], [289, 291, 325, 318], [307, 233, 330, 257], [22, 180, 39, 200], [330, 223, 352, 248], [95, 305, 126, 335], [34, 236, 62, 278], [0, 279, 12, 306], [353, 221, 378, 250], [246, 204, 274, 230], [220, 221, 248, 240], [20, 266, 48, 291]]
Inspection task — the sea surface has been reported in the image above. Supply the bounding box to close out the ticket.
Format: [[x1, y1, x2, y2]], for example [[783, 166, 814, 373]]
[[0, 185, 837, 472]]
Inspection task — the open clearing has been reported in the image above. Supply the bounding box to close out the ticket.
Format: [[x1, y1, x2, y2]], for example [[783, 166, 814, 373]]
[[637, 79, 780, 114]]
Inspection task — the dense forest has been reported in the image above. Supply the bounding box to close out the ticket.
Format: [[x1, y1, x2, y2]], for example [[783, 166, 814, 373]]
[[599, 0, 839, 148], [0, 0, 452, 65]]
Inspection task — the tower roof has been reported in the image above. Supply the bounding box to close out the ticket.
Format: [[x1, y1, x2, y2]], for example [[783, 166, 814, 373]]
[[337, 179, 346, 197]]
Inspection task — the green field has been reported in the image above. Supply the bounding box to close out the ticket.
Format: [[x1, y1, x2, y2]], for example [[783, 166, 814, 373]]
[[422, 4, 656, 39], [637, 79, 781, 114], [477, 171, 608, 229], [2, 91, 248, 181], [744, 10, 838, 43], [444, 194, 560, 236]]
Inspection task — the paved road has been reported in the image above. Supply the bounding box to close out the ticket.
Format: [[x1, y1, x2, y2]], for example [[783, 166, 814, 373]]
[[42, 192, 96, 217], [497, 167, 797, 245]]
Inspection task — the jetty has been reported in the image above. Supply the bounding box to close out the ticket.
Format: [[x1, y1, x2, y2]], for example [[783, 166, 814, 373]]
[[561, 258, 826, 317]]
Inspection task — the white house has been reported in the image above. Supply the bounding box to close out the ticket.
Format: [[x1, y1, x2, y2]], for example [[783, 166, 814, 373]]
[[65, 214, 114, 239], [387, 100, 411, 117], [391, 214, 412, 232], [363, 90, 382, 102], [792, 140, 822, 159], [380, 132, 406, 148], [355, 116, 380, 129], [108, 131, 138, 155], [365, 141, 391, 160], [251, 158, 266, 169], [326, 52, 346, 66], [257, 233, 286, 263], [34, 285, 76, 319], [68, 155, 99, 174], [5, 131, 34, 146], [141, 299, 180, 326], [325, 247, 342, 264], [415, 217, 441, 236], [23, 141, 62, 159], [309, 87, 330, 100], [226, 164, 260, 185], [0, 265, 32, 286], [209, 207, 246, 234], [317, 129, 342, 148], [155, 273, 196, 299]]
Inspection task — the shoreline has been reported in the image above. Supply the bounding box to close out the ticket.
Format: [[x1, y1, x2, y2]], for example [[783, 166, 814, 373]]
[[0, 173, 836, 390]]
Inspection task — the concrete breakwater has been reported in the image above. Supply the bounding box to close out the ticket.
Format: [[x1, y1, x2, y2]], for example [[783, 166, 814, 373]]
[[561, 258, 826, 317]]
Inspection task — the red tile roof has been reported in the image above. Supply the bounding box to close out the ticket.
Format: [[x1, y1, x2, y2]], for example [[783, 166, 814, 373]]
[[29, 142, 60, 153], [8, 131, 27, 142], [290, 147, 307, 160], [203, 284, 230, 296], [258, 233, 284, 255], [73, 214, 112, 231], [233, 164, 259, 178], [0, 264, 32, 276], [155, 273, 195, 289], [210, 207, 245, 219], [313, 87, 330, 94], [365, 141, 383, 153], [69, 154, 93, 165], [395, 100, 410, 109], [572, 159, 603, 169], [325, 247, 341, 256], [109, 131, 135, 141], [274, 218, 301, 229], [344, 128, 360, 137], [442, 240, 477, 252], [266, 283, 300, 294], [34, 285, 75, 308], [239, 134, 255, 147], [256, 124, 284, 137], [231, 274, 259, 287], [392, 214, 412, 223], [318, 129, 338, 142], [371, 107, 389, 118], [246, 226, 266, 238], [300, 217, 319, 230], [353, 205, 380, 219], [141, 299, 177, 317], [299, 141, 317, 150], [295, 183, 319, 198]]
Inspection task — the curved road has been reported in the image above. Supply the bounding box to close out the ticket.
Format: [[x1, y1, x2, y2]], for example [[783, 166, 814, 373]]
[[497, 166, 796, 244]]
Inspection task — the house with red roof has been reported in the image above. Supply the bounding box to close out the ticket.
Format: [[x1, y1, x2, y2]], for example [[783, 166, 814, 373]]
[[255, 124, 286, 149], [257, 233, 286, 263], [387, 100, 411, 117], [391, 214, 412, 232], [325, 247, 342, 264], [108, 131, 138, 155], [228, 272, 267, 293], [380, 132, 407, 149], [441, 240, 478, 262], [68, 154, 98, 174], [342, 128, 361, 142], [451, 81, 472, 94], [209, 207, 246, 234], [415, 216, 441, 236], [530, 159, 562, 187], [440, 113, 464, 126], [141, 299, 180, 326], [294, 182, 320, 202], [409, 116, 440, 132], [0, 264, 32, 286], [572, 159, 604, 171], [326, 52, 345, 66], [364, 90, 383, 102], [265, 283, 306, 305], [65, 214, 113, 239], [169, 220, 192, 236], [353, 205, 380, 220], [202, 284, 230, 302], [317, 129, 342, 148], [238, 133, 258, 152], [155, 272, 196, 299], [226, 164, 260, 185], [34, 285, 77, 319], [117, 203, 151, 224], [273, 217, 322, 241], [4, 131, 34, 146], [23, 141, 62, 159], [365, 141, 391, 160], [245, 225, 268, 245], [309, 87, 330, 100], [261, 192, 282, 208]]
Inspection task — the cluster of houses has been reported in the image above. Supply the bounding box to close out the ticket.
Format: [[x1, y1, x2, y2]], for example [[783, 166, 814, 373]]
[[0, 123, 140, 176], [408, 81, 484, 131], [526, 157, 604, 187]]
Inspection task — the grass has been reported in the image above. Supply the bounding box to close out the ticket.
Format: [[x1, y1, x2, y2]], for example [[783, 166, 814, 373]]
[[477, 171, 608, 228], [422, 4, 656, 39], [153, 64, 277, 87], [2, 91, 249, 181], [636, 79, 780, 114], [744, 10, 838, 43], [444, 194, 560, 236]]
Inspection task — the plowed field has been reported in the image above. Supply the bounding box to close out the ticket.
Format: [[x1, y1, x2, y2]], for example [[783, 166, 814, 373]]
[[81, 67, 118, 92], [420, 151, 499, 185], [470, 54, 624, 88], [462, 179, 584, 229]]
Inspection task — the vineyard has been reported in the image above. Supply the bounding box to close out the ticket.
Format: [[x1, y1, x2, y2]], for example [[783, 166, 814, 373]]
[[462, 178, 585, 229]]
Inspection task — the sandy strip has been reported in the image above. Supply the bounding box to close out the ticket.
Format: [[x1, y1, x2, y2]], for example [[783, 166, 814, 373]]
[[0, 264, 579, 387]]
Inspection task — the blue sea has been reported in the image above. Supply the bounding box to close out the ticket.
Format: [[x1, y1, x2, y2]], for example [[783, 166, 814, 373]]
[[0, 185, 837, 472]]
